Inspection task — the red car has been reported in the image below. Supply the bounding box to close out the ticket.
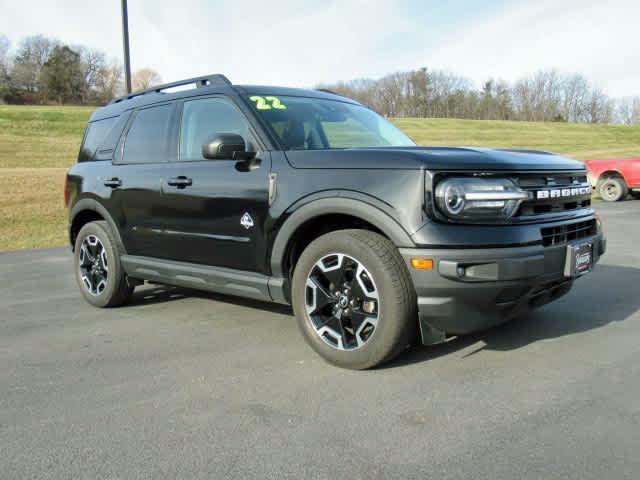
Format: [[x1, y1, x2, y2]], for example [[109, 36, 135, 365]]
[[584, 158, 640, 201]]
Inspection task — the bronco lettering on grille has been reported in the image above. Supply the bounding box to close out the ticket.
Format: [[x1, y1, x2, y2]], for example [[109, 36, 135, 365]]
[[536, 186, 591, 199]]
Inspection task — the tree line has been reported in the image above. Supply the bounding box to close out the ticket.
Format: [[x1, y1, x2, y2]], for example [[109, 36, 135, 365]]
[[0, 34, 161, 105], [320, 68, 640, 125], [2, 34, 639, 125]]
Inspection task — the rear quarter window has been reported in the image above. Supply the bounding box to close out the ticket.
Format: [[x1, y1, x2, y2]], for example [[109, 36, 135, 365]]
[[78, 116, 119, 162]]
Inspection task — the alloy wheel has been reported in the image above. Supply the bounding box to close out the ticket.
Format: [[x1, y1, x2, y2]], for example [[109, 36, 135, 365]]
[[78, 234, 109, 296], [304, 253, 379, 351]]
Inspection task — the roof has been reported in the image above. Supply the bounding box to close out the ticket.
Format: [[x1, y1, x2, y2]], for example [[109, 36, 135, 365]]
[[90, 74, 359, 122]]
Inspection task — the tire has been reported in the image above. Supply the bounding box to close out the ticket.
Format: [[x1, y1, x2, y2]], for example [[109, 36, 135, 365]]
[[598, 176, 628, 202], [291, 229, 417, 370], [74, 220, 134, 308]]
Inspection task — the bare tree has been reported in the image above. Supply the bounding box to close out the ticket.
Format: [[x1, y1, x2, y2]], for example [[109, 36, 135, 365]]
[[631, 98, 640, 125], [0, 34, 9, 67], [11, 35, 59, 95], [94, 62, 124, 103], [0, 35, 10, 100], [2, 31, 636, 122], [132, 68, 162, 91], [586, 88, 611, 124], [74, 46, 106, 90], [512, 70, 563, 122], [429, 71, 473, 118], [562, 74, 589, 122], [617, 97, 640, 125], [481, 79, 495, 119], [327, 68, 630, 124], [0, 33, 128, 105]]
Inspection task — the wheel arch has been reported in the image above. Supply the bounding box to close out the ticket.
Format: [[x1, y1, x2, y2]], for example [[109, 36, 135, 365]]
[[597, 169, 628, 185], [270, 194, 414, 281], [69, 198, 125, 253]]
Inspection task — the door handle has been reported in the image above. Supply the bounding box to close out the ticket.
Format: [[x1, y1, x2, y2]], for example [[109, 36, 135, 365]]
[[103, 178, 122, 188], [167, 176, 193, 188]]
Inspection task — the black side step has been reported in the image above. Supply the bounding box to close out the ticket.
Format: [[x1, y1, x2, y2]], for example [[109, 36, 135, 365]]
[[121, 255, 288, 305]]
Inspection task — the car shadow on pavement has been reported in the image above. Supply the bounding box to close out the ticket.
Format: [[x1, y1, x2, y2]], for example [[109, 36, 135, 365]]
[[122, 264, 639, 369], [384, 263, 640, 369]]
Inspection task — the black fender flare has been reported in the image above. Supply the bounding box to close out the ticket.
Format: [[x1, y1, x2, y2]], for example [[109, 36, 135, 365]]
[[269, 193, 415, 278], [69, 198, 126, 253]]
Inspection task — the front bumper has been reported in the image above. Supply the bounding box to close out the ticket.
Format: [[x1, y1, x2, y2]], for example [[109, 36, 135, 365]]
[[400, 233, 606, 345]]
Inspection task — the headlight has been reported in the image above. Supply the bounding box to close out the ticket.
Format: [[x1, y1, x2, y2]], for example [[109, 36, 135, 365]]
[[434, 177, 530, 221]]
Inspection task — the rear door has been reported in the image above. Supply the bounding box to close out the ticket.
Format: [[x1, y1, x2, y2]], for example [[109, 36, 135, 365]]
[[110, 102, 178, 258], [158, 95, 271, 272]]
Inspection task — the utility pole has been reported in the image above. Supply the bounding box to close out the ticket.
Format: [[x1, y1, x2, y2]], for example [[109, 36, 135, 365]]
[[121, 0, 132, 93]]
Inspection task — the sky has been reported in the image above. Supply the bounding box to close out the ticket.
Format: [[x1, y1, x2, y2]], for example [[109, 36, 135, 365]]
[[1, 0, 639, 97]]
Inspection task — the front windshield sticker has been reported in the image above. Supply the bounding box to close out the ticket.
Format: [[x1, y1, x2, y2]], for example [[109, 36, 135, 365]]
[[250, 95, 287, 110]]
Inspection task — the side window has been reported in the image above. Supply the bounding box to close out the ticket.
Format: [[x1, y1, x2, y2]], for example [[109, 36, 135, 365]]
[[180, 97, 253, 161], [121, 103, 173, 164], [78, 116, 118, 162]]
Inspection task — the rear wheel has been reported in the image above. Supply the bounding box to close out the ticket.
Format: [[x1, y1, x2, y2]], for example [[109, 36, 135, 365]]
[[292, 229, 417, 369], [74, 220, 133, 308], [598, 176, 628, 202]]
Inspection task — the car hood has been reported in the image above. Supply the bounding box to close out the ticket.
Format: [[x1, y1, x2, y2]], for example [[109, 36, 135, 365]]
[[285, 147, 585, 171]]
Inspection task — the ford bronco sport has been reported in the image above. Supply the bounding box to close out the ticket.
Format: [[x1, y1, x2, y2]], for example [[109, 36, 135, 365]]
[[66, 74, 606, 369]]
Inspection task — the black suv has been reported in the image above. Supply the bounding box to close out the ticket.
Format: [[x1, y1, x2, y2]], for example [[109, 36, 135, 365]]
[[66, 74, 606, 369]]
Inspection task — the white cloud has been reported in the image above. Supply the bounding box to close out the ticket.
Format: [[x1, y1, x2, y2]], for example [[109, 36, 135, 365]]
[[1, 0, 639, 96], [423, 0, 640, 97], [124, 0, 416, 87]]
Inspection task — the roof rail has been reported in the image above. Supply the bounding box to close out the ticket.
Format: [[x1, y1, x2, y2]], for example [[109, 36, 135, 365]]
[[109, 74, 232, 104], [316, 88, 340, 95]]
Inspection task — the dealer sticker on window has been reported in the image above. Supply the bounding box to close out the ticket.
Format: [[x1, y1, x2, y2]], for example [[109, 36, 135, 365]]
[[249, 95, 287, 110]]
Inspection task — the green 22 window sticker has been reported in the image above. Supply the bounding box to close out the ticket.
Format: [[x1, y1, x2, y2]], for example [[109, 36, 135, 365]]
[[249, 95, 287, 110]]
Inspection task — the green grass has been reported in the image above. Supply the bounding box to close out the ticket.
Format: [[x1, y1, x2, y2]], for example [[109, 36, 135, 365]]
[[0, 105, 93, 250], [1, 105, 639, 251], [394, 118, 640, 160], [0, 168, 69, 250], [0, 105, 93, 169]]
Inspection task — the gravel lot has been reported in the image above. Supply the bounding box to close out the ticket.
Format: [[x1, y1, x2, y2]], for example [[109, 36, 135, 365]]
[[1, 200, 639, 479]]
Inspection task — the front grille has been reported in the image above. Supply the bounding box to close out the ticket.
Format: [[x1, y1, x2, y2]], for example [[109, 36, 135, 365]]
[[514, 172, 592, 219], [541, 219, 597, 247]]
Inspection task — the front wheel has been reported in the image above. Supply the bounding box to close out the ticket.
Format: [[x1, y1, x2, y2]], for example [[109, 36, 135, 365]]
[[74, 220, 134, 308], [292, 230, 417, 369], [598, 176, 628, 202]]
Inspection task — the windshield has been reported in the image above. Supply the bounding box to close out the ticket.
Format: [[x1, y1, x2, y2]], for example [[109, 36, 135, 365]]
[[245, 95, 415, 150]]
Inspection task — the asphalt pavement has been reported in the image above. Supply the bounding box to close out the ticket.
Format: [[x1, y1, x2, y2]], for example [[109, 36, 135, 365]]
[[1, 200, 639, 479]]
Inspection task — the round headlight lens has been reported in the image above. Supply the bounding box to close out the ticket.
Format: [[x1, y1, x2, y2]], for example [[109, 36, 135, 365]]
[[444, 183, 465, 215]]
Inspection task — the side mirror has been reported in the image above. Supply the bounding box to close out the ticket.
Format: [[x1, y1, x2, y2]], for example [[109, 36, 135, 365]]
[[202, 133, 255, 160]]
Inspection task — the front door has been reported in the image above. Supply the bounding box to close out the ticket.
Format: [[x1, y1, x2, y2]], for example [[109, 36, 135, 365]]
[[158, 96, 271, 273]]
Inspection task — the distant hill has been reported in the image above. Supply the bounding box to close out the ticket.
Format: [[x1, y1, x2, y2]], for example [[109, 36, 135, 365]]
[[394, 118, 640, 161]]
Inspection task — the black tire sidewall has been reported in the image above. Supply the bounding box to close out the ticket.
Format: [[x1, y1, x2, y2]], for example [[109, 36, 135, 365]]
[[292, 230, 414, 369], [74, 221, 126, 308]]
